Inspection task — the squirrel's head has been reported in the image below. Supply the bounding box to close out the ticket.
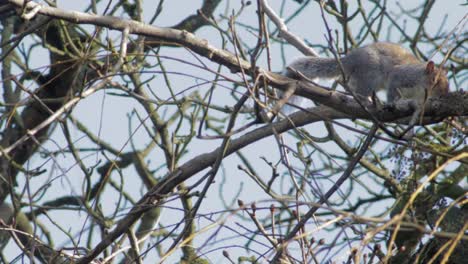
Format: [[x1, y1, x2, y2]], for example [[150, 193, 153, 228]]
[[425, 61, 449, 96]]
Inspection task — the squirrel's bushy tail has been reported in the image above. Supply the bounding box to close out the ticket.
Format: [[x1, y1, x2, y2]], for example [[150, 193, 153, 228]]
[[284, 57, 340, 80], [279, 57, 341, 114]]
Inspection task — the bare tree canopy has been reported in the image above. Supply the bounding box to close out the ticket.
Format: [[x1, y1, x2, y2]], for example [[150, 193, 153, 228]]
[[0, 0, 466, 263]]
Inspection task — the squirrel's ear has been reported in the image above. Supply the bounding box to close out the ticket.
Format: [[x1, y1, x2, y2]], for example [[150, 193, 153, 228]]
[[425, 61, 435, 74]]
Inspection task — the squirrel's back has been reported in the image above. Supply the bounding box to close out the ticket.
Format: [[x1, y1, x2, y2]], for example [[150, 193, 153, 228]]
[[285, 43, 420, 81], [343, 42, 420, 74]]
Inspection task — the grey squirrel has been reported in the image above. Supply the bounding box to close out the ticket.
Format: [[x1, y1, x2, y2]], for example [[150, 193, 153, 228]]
[[282, 42, 449, 111]]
